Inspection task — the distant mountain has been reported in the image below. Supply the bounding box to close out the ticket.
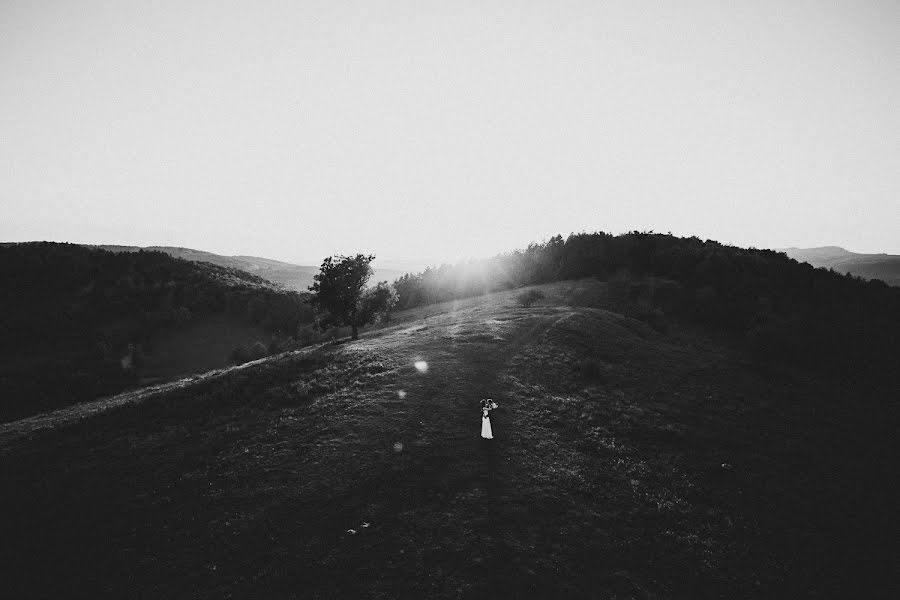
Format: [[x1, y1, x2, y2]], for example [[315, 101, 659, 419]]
[[97, 246, 408, 291], [96, 246, 319, 292], [779, 246, 900, 286]]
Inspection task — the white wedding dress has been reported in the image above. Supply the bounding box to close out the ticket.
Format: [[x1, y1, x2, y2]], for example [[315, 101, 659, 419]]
[[481, 409, 493, 439]]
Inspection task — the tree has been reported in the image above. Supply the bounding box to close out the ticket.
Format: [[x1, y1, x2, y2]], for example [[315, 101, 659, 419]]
[[309, 254, 396, 340], [363, 281, 400, 324]]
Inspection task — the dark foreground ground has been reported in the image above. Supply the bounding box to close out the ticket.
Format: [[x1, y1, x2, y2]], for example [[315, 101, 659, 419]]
[[1, 281, 895, 598]]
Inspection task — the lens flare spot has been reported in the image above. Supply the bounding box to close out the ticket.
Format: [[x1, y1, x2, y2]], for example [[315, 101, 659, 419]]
[[393, 442, 404, 452], [398, 390, 407, 399], [414, 360, 428, 373]]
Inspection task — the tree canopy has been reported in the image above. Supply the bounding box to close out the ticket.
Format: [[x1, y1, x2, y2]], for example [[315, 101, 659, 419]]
[[0, 242, 313, 420], [308, 254, 397, 339], [388, 231, 899, 379]]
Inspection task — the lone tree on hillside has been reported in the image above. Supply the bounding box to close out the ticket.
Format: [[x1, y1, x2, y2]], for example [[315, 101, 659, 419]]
[[308, 254, 398, 340]]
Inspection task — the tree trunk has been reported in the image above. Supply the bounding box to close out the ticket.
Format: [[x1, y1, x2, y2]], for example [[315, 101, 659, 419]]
[[351, 324, 358, 340]]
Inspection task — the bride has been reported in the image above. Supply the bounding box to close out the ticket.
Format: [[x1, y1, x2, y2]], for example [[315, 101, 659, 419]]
[[480, 399, 499, 439]]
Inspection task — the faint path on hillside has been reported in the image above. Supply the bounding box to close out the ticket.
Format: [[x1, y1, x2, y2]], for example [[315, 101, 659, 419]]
[[332, 302, 578, 542], [295, 301, 588, 597], [0, 345, 328, 448], [0, 301, 574, 456]]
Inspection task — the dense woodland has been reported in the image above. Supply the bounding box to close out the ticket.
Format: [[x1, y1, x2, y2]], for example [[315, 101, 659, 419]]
[[0, 243, 312, 420], [393, 232, 899, 379]]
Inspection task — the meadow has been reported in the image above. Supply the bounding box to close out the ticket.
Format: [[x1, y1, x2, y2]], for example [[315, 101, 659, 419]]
[[1, 279, 892, 598]]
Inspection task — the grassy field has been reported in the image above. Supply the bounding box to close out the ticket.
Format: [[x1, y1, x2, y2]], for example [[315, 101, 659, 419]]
[[0, 280, 894, 598]]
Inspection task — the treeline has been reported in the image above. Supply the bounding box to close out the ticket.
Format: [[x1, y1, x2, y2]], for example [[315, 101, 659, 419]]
[[393, 232, 900, 377], [0, 242, 312, 341], [0, 242, 314, 420]]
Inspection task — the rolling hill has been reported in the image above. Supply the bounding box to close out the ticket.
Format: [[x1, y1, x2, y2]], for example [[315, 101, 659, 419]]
[[97, 245, 408, 291], [0, 242, 312, 421], [2, 233, 897, 597], [0, 279, 894, 598], [780, 246, 900, 286]]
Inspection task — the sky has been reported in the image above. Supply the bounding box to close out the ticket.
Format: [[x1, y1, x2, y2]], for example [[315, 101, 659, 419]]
[[2, 0, 898, 266]]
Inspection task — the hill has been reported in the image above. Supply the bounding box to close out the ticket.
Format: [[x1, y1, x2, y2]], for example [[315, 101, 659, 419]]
[[98, 245, 408, 291], [0, 242, 312, 421], [389, 232, 900, 380], [0, 280, 893, 597], [780, 246, 900, 286]]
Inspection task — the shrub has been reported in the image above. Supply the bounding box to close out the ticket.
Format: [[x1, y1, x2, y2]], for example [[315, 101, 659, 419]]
[[231, 340, 269, 365], [517, 288, 546, 308]]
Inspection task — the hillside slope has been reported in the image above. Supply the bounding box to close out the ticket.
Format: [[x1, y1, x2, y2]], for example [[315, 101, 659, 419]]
[[0, 243, 311, 421], [0, 280, 892, 598], [391, 233, 900, 382], [781, 246, 900, 286]]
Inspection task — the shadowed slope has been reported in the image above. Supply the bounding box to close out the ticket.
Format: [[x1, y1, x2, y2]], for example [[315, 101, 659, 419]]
[[0, 281, 893, 598], [0, 242, 311, 420]]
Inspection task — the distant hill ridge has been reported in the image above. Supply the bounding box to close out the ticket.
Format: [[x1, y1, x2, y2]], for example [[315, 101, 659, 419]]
[[95, 245, 319, 292], [780, 246, 900, 286], [95, 245, 408, 291]]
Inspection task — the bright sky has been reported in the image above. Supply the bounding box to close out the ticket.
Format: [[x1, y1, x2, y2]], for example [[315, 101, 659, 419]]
[[2, 0, 898, 264]]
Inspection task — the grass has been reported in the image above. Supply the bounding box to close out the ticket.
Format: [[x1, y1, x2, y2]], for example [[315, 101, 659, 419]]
[[0, 280, 894, 598], [140, 313, 273, 381]]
